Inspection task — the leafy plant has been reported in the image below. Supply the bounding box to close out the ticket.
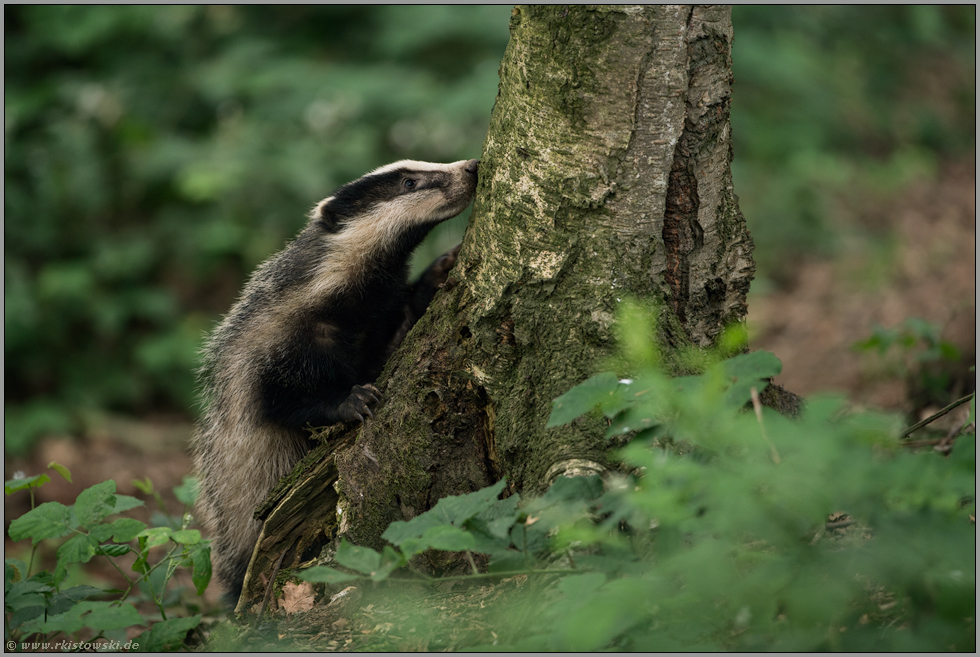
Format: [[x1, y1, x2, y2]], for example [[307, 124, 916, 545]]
[[4, 466, 211, 652], [855, 317, 965, 403], [4, 5, 512, 454], [291, 302, 974, 651]]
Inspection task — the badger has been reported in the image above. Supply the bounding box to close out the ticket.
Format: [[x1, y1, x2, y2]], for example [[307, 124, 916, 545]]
[[193, 159, 479, 602]]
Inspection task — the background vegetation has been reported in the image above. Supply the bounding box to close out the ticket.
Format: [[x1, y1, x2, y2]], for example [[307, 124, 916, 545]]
[[4, 6, 974, 652], [4, 6, 974, 453]]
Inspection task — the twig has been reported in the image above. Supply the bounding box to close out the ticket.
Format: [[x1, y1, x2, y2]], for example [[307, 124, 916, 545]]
[[465, 550, 479, 576], [257, 547, 289, 623], [900, 394, 974, 439], [751, 387, 780, 464], [825, 519, 854, 530]]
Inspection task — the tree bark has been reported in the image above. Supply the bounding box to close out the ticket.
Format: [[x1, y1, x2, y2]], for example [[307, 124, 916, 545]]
[[237, 4, 756, 611]]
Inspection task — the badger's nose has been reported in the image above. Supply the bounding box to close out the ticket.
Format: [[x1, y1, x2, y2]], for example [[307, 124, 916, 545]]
[[464, 159, 480, 176]]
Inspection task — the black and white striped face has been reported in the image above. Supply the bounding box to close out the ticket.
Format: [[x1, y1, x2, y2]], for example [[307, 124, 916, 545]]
[[302, 159, 478, 296], [311, 159, 479, 233]]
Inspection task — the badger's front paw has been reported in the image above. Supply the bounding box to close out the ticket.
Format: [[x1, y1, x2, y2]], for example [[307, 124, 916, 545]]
[[338, 384, 381, 423], [423, 243, 461, 288]]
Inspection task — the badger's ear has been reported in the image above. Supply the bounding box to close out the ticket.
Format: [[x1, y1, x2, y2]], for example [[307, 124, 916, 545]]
[[311, 198, 341, 233]]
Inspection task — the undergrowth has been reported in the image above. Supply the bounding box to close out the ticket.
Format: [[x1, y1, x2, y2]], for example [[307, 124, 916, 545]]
[[231, 301, 976, 651]]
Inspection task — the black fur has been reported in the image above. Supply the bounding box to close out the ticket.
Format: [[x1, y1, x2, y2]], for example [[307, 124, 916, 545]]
[[193, 159, 477, 606]]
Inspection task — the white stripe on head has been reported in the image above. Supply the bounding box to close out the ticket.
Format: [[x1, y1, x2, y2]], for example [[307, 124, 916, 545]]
[[367, 159, 469, 176]]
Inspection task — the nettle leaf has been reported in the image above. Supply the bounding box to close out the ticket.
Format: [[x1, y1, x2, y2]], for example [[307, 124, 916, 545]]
[[606, 405, 662, 438], [190, 545, 212, 595], [138, 526, 173, 549], [136, 614, 201, 652], [111, 494, 144, 515], [547, 372, 621, 427], [720, 351, 781, 407], [299, 566, 361, 584], [431, 479, 508, 525], [8, 501, 76, 544], [4, 473, 51, 495], [5, 578, 53, 618], [57, 533, 99, 569], [109, 517, 147, 542], [371, 546, 406, 582], [399, 525, 476, 559], [47, 585, 103, 616], [335, 539, 381, 575], [22, 600, 143, 635], [383, 479, 508, 546], [171, 529, 201, 545], [75, 480, 117, 528]]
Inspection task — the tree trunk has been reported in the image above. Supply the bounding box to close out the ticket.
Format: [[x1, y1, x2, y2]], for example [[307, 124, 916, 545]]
[[237, 4, 755, 612]]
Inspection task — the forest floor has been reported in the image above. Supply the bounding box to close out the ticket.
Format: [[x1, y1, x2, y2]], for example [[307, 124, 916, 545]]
[[4, 158, 974, 648]]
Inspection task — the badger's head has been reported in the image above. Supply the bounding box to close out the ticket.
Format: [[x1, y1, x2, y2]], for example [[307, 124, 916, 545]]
[[311, 159, 479, 238]]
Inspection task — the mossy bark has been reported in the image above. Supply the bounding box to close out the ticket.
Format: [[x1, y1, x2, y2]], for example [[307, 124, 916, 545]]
[[237, 5, 755, 611]]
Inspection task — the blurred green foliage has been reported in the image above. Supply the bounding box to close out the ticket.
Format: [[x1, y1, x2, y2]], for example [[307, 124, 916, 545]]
[[4, 6, 975, 453], [4, 5, 511, 453], [731, 5, 975, 281]]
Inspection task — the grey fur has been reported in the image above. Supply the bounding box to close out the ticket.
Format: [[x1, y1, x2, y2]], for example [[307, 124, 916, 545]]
[[192, 159, 478, 602]]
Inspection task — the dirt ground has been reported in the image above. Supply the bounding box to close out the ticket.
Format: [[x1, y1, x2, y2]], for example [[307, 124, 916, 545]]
[[4, 157, 975, 614], [749, 159, 975, 413]]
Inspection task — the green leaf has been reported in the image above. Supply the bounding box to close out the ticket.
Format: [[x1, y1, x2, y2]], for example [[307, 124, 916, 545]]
[[138, 526, 173, 548], [111, 494, 144, 515], [547, 372, 620, 427], [382, 479, 508, 546], [721, 350, 782, 381], [97, 543, 131, 558], [190, 545, 212, 595], [22, 600, 144, 635], [109, 517, 147, 542], [335, 539, 381, 575], [75, 480, 117, 528], [47, 461, 72, 482], [5, 558, 28, 585], [172, 476, 199, 506], [171, 529, 201, 545], [8, 501, 75, 544], [299, 566, 361, 584], [4, 578, 53, 620], [400, 525, 476, 559], [131, 477, 154, 495], [557, 572, 607, 598], [136, 614, 201, 652], [368, 546, 406, 582], [4, 473, 50, 495], [719, 350, 782, 407], [47, 584, 102, 616], [57, 533, 99, 569]]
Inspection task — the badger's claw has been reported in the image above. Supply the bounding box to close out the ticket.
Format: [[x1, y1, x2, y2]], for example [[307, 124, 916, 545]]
[[423, 243, 461, 289], [338, 384, 381, 424]]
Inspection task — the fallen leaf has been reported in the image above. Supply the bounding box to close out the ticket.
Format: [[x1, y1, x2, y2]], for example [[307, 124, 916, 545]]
[[279, 580, 316, 614]]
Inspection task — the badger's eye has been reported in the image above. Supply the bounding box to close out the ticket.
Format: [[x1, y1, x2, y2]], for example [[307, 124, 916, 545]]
[[403, 178, 417, 190]]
